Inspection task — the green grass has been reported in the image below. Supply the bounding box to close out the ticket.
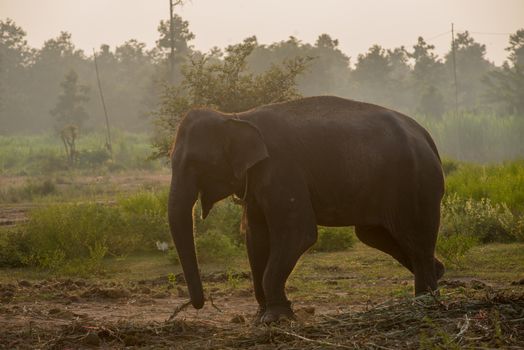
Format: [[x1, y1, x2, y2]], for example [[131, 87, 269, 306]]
[[0, 130, 163, 176], [445, 160, 524, 212]]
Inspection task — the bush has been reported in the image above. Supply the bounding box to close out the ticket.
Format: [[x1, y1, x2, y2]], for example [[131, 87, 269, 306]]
[[436, 234, 478, 268], [77, 148, 111, 167], [21, 203, 138, 267], [193, 198, 243, 245], [440, 194, 520, 243], [312, 226, 355, 252], [196, 230, 242, 265], [0, 192, 173, 271], [118, 190, 170, 249], [0, 228, 32, 267]]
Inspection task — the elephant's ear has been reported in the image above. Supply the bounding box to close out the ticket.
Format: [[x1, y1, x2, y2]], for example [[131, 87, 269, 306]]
[[224, 118, 269, 179]]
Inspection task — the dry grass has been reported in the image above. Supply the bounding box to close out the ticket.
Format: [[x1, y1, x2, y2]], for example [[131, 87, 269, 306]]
[[3, 288, 523, 349]]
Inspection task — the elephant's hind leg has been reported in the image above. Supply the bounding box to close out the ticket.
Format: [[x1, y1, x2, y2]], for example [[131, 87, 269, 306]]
[[355, 225, 414, 273], [355, 225, 445, 288]]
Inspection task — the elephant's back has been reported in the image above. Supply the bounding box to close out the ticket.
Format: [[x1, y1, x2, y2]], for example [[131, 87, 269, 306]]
[[251, 96, 440, 164], [246, 96, 444, 226]]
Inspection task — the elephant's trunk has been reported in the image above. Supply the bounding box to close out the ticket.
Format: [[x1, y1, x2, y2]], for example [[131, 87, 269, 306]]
[[168, 172, 204, 309]]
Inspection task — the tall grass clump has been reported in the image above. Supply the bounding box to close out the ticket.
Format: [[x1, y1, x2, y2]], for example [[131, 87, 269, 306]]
[[417, 113, 524, 163]]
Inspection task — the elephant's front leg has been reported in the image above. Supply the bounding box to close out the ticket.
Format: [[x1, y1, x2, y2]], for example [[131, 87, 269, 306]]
[[258, 193, 318, 324], [245, 202, 270, 323]]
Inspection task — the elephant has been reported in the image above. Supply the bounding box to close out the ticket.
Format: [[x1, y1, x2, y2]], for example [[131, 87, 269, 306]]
[[168, 95, 445, 323]]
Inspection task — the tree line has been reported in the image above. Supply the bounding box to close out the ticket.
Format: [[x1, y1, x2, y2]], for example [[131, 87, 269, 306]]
[[1, 16, 523, 135]]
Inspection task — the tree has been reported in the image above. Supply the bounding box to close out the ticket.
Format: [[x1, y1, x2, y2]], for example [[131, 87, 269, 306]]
[[248, 34, 350, 96], [409, 37, 444, 88], [27, 31, 89, 131], [0, 18, 33, 133], [156, 14, 195, 57], [483, 29, 524, 114], [50, 70, 90, 129], [444, 31, 493, 111], [152, 37, 311, 157], [418, 85, 445, 119], [408, 37, 446, 118], [351, 45, 393, 105]]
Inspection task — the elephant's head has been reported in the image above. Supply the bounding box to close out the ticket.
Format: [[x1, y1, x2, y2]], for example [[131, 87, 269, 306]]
[[168, 109, 268, 308]]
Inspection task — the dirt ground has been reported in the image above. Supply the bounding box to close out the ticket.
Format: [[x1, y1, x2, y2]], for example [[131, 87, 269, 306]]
[[0, 264, 524, 349]]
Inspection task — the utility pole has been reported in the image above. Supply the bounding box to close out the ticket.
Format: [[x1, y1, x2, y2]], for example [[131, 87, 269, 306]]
[[168, 0, 184, 84], [93, 48, 113, 158], [451, 23, 459, 116], [169, 0, 176, 84]]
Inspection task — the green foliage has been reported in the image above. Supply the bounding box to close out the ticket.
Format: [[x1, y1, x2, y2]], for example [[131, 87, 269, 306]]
[[152, 36, 311, 157], [436, 233, 478, 268], [440, 194, 520, 243], [445, 161, 524, 211], [312, 226, 355, 252], [117, 190, 170, 246], [0, 228, 31, 267], [483, 29, 524, 115], [50, 70, 90, 129], [193, 198, 243, 244], [195, 230, 241, 265], [0, 190, 172, 271]]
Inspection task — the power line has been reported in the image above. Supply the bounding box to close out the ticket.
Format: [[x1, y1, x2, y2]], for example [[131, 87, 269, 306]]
[[426, 30, 451, 41]]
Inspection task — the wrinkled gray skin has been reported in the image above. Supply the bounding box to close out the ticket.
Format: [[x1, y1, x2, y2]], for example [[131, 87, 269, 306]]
[[168, 96, 445, 324]]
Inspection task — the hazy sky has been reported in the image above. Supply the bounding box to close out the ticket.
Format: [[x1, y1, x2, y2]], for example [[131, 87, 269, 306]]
[[1, 0, 523, 65]]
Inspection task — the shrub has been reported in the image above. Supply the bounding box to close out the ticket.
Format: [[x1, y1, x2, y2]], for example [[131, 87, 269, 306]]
[[193, 198, 243, 244], [0, 228, 32, 267], [118, 190, 170, 249], [436, 234, 478, 268], [195, 230, 242, 265], [77, 148, 111, 167], [312, 226, 355, 252], [0, 203, 146, 271], [440, 194, 520, 243]]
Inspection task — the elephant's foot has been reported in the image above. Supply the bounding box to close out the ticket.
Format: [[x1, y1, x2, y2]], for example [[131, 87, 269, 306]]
[[253, 306, 266, 325], [258, 302, 295, 324]]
